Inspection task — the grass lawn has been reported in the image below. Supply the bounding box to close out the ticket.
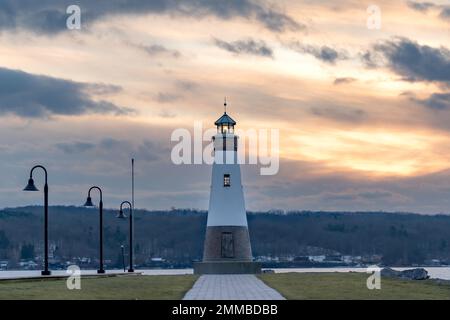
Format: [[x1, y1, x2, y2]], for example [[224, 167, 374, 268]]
[[0, 274, 198, 300], [259, 272, 450, 300]]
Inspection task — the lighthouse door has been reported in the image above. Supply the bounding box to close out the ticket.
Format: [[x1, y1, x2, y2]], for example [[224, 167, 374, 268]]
[[221, 232, 234, 258]]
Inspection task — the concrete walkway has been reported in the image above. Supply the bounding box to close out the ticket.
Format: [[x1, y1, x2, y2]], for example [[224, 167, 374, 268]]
[[183, 275, 285, 300]]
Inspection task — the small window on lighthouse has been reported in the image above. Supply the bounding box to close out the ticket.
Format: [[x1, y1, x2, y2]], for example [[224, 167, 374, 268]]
[[223, 174, 231, 187]]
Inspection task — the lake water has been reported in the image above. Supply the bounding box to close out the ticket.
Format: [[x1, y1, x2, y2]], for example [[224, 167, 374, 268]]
[[270, 267, 450, 280], [1, 267, 449, 280]]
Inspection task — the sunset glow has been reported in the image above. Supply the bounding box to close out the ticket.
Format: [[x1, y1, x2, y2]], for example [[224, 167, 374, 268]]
[[0, 0, 449, 213]]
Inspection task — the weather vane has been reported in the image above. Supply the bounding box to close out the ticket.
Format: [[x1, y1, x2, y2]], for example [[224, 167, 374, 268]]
[[224, 96, 227, 113]]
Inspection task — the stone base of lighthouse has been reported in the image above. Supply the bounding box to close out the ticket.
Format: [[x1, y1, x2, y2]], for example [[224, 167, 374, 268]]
[[194, 226, 262, 274]]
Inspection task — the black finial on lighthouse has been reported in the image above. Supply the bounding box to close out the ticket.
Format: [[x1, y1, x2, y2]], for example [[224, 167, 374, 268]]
[[215, 98, 236, 133]]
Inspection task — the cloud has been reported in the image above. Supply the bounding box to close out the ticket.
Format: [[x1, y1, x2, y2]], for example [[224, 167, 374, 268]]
[[213, 38, 274, 58], [288, 42, 348, 64], [86, 83, 122, 95], [333, 77, 356, 85], [55, 138, 163, 162], [373, 38, 450, 117], [440, 6, 450, 20], [136, 43, 181, 58], [310, 105, 366, 123], [317, 190, 395, 204], [175, 80, 198, 91], [358, 191, 393, 200], [406, 1, 436, 12], [373, 37, 450, 84], [406, 1, 450, 21], [56, 142, 95, 154], [182, 0, 304, 32], [159, 109, 177, 118], [322, 192, 357, 201], [156, 92, 181, 103], [98, 137, 125, 149], [135, 140, 162, 162], [360, 50, 381, 68], [253, 7, 304, 32], [0, 67, 132, 118], [99, 138, 163, 162], [0, 0, 303, 34], [414, 92, 450, 110]]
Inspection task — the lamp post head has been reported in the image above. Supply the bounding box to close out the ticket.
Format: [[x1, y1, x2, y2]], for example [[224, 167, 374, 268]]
[[116, 209, 127, 219], [84, 196, 94, 207], [23, 178, 39, 191]]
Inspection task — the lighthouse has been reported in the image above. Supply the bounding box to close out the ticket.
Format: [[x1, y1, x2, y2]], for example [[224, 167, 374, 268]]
[[194, 101, 261, 274]]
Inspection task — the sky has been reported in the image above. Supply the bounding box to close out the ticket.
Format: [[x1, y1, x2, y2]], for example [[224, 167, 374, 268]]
[[0, 0, 449, 213]]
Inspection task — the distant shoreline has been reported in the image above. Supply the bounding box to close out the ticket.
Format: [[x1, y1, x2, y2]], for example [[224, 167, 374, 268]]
[[1, 266, 450, 280]]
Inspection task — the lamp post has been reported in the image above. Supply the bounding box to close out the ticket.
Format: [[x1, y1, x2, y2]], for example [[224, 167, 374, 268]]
[[23, 165, 51, 276], [120, 245, 126, 272], [117, 201, 134, 272], [83, 186, 105, 274]]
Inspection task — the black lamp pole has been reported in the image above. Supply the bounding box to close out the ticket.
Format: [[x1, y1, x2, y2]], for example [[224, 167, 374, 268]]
[[118, 201, 134, 272], [84, 186, 105, 274], [23, 165, 51, 276], [121, 245, 126, 272]]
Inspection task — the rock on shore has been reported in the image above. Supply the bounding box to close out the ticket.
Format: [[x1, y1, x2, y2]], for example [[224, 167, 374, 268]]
[[381, 267, 429, 280]]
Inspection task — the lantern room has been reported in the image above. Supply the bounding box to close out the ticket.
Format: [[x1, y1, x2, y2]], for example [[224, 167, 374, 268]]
[[214, 112, 236, 134]]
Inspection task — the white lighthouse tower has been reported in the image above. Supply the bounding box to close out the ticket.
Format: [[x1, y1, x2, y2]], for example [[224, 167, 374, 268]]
[[194, 101, 261, 274]]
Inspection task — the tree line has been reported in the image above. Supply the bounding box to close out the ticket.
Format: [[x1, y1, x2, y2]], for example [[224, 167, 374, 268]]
[[0, 206, 449, 267]]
